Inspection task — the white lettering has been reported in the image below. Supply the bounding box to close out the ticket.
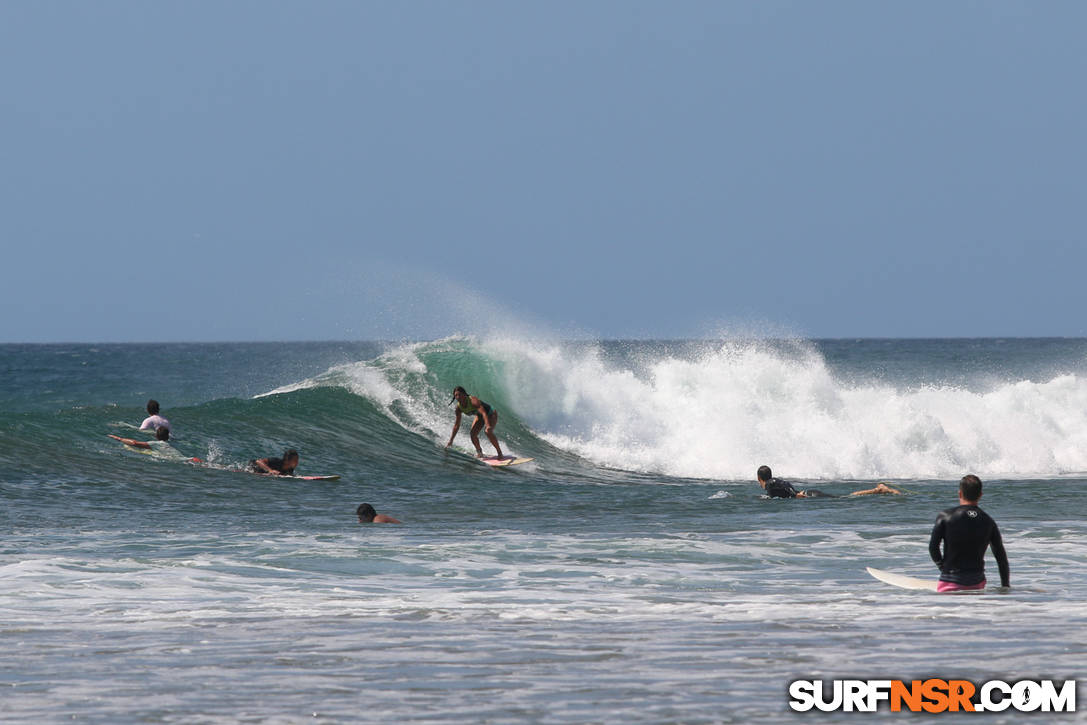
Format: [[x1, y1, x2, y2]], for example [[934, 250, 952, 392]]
[[867, 680, 892, 711], [814, 680, 843, 712], [1040, 680, 1076, 712], [843, 680, 868, 712], [788, 680, 816, 712], [980, 680, 1011, 712], [1012, 681, 1043, 712]]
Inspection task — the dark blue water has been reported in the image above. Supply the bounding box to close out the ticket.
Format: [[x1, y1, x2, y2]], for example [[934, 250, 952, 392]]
[[2, 338, 1084, 722]]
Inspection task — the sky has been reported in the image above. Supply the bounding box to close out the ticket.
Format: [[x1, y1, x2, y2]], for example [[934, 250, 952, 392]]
[[2, 1, 1085, 342]]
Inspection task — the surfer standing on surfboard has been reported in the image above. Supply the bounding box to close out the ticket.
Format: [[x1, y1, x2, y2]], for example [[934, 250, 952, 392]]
[[447, 386, 504, 459], [928, 474, 1010, 593]]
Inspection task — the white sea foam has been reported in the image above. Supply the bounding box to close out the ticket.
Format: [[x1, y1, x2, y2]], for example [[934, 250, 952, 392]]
[[263, 336, 1087, 479], [485, 338, 1087, 479]]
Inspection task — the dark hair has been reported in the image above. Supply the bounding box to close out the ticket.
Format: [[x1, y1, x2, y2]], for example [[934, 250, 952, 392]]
[[155, 426, 170, 441], [449, 386, 468, 404], [757, 465, 773, 482], [283, 449, 299, 461], [959, 474, 983, 502], [147, 399, 160, 415], [356, 503, 377, 522]]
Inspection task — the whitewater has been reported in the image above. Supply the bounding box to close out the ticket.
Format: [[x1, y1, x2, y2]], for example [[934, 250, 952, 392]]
[[2, 337, 1085, 723], [267, 336, 1087, 480]]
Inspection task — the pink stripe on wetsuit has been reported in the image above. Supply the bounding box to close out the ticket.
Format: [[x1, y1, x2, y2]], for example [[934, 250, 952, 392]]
[[937, 579, 986, 593]]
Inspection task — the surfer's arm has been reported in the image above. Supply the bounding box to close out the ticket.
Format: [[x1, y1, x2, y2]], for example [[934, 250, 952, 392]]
[[990, 526, 1010, 588], [447, 410, 462, 447], [252, 458, 281, 475], [928, 518, 946, 570], [109, 434, 151, 449], [473, 398, 494, 431]]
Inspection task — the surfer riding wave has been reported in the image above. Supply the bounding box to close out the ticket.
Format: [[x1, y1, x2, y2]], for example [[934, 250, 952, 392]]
[[446, 386, 504, 459]]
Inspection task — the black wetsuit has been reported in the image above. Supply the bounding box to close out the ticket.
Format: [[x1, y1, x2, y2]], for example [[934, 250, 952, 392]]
[[249, 456, 295, 475], [764, 478, 801, 498], [928, 504, 1010, 587], [762, 478, 832, 498]]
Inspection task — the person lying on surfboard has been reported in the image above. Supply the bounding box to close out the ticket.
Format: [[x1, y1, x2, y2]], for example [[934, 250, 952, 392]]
[[447, 386, 504, 459], [356, 503, 401, 524], [249, 448, 300, 476], [756, 465, 900, 498], [928, 474, 1009, 593]]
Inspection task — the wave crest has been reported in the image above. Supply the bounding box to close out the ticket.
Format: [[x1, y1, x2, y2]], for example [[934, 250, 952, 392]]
[[263, 337, 1087, 480]]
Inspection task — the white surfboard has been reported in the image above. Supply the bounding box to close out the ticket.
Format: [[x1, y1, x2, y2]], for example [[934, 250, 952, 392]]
[[480, 455, 534, 467], [866, 566, 938, 591]]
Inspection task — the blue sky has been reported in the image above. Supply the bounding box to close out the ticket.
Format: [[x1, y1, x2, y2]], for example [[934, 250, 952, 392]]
[[2, 1, 1085, 342]]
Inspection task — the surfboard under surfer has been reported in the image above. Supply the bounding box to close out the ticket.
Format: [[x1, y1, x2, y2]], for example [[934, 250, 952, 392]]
[[928, 474, 1010, 592], [756, 465, 901, 498], [447, 386, 504, 459], [109, 427, 202, 463]]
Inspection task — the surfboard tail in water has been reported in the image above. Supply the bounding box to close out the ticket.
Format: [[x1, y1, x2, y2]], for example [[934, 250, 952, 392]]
[[866, 567, 938, 592]]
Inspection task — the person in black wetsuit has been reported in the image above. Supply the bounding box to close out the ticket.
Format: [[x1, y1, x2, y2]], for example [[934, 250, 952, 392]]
[[758, 465, 814, 497], [249, 448, 300, 476], [929, 474, 1010, 593], [756, 465, 901, 498]]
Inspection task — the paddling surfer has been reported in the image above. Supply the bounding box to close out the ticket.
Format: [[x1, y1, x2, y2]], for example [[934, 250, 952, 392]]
[[756, 465, 901, 498], [928, 474, 1010, 592], [446, 386, 504, 459], [249, 449, 300, 476], [139, 399, 171, 434]]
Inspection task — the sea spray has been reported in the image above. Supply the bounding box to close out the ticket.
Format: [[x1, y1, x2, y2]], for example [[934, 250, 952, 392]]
[[260, 336, 1087, 480]]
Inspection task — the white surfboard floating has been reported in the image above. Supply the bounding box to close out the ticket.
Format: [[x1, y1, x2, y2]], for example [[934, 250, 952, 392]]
[[866, 566, 938, 591]]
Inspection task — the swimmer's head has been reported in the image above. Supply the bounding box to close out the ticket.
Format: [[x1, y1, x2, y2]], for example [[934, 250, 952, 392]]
[[155, 426, 170, 441], [147, 399, 160, 415], [757, 465, 773, 483], [356, 503, 377, 523]]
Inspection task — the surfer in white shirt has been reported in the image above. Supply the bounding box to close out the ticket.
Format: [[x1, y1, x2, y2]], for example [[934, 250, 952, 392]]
[[139, 399, 171, 433]]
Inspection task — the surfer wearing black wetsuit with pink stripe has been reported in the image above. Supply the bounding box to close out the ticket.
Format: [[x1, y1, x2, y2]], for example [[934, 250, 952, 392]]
[[929, 474, 1010, 593]]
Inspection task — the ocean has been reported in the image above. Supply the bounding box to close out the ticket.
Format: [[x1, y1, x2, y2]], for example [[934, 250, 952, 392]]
[[2, 337, 1085, 723]]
